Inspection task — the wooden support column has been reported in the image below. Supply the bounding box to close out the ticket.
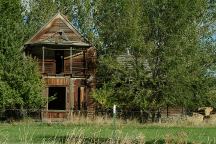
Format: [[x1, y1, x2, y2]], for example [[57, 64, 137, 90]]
[[42, 46, 45, 73], [69, 78, 74, 119], [69, 47, 73, 119], [83, 50, 86, 77], [70, 47, 72, 76]]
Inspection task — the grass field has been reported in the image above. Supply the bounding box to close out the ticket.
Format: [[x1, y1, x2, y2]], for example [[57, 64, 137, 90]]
[[0, 121, 216, 144]]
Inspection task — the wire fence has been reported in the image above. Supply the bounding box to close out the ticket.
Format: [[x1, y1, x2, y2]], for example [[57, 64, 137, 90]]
[[0, 109, 42, 121], [0, 108, 188, 123]]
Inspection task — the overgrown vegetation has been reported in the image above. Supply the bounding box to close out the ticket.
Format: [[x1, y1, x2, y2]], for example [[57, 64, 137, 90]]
[[90, 0, 216, 117], [0, 1, 45, 109], [0, 0, 216, 119], [0, 122, 216, 143]]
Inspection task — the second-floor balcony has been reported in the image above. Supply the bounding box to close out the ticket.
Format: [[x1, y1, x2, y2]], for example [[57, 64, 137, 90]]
[[38, 57, 87, 77]]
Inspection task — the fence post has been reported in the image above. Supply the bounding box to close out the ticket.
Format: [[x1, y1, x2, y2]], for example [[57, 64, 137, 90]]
[[112, 105, 116, 141]]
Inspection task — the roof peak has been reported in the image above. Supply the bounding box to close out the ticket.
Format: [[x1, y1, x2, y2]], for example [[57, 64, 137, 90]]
[[25, 12, 90, 47]]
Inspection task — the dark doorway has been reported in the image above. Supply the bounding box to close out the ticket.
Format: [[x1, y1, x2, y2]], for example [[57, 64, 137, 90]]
[[48, 87, 66, 110], [55, 51, 64, 74], [77, 87, 81, 110]]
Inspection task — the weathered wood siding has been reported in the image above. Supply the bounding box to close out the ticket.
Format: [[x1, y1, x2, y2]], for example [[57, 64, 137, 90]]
[[29, 16, 84, 44], [64, 56, 85, 77], [42, 110, 69, 119], [44, 77, 70, 86], [38, 60, 56, 74]]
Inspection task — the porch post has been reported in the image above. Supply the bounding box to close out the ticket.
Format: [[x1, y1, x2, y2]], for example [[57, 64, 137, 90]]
[[42, 46, 45, 73], [69, 78, 74, 119], [70, 47, 72, 75], [83, 49, 86, 77]]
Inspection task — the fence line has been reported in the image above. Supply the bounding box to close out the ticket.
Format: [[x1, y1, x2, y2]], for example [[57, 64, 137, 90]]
[[0, 108, 189, 123]]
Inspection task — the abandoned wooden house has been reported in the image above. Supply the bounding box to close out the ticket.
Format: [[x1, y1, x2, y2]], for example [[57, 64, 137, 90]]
[[24, 13, 96, 120]]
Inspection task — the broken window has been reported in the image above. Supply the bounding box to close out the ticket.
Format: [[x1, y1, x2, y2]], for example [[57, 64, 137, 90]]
[[48, 87, 66, 110]]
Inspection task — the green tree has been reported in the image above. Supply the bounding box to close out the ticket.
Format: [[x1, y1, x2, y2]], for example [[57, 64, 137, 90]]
[[92, 0, 216, 118], [92, 0, 150, 110], [141, 0, 216, 112], [0, 0, 45, 109]]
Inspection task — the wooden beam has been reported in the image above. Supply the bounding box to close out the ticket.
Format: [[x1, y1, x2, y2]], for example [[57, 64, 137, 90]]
[[83, 50, 86, 77], [42, 46, 45, 73], [70, 47, 72, 76], [69, 78, 74, 119]]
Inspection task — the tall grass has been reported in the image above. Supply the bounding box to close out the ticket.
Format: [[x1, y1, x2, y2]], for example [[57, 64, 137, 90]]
[[0, 117, 216, 144]]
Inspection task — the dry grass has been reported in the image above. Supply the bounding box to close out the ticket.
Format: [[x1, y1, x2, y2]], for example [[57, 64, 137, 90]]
[[63, 115, 134, 127], [1, 116, 216, 144], [64, 129, 146, 144]]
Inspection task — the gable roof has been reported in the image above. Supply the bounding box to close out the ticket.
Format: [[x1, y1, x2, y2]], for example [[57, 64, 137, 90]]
[[25, 13, 90, 47]]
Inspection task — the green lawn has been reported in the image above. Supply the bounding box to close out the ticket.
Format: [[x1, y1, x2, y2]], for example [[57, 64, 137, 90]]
[[0, 122, 215, 143]]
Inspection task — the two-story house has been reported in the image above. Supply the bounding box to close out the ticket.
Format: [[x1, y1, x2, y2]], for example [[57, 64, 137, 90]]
[[24, 13, 96, 120]]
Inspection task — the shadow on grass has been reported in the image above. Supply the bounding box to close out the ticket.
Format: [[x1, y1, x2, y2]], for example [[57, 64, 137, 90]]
[[35, 135, 196, 144]]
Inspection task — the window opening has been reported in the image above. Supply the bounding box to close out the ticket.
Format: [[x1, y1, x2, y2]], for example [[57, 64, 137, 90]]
[[55, 51, 64, 74], [48, 87, 66, 110]]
